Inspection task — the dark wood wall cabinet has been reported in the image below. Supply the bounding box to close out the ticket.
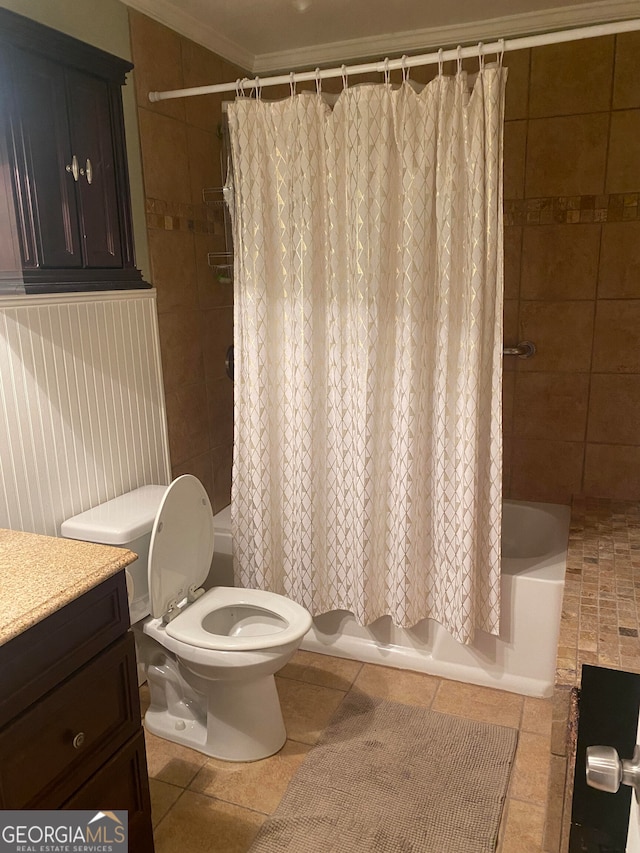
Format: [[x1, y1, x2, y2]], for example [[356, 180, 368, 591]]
[[0, 572, 155, 852], [0, 7, 147, 294]]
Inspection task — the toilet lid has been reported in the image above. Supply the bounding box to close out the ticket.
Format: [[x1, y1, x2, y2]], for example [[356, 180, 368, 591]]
[[148, 475, 215, 619]]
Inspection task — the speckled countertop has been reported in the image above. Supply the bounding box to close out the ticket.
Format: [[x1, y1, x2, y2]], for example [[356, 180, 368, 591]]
[[0, 528, 136, 648]]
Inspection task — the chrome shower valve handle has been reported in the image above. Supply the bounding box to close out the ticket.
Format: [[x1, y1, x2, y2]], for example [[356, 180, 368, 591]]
[[586, 744, 640, 801]]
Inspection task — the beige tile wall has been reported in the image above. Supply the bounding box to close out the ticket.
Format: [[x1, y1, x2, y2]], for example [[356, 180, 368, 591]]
[[129, 11, 241, 511], [129, 13, 640, 509], [503, 33, 640, 503]]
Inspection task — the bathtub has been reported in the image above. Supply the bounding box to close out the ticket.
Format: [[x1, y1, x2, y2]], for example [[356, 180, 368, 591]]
[[210, 499, 571, 699]]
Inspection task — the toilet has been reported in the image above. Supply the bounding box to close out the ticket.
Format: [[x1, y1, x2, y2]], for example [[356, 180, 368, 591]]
[[61, 475, 312, 762]]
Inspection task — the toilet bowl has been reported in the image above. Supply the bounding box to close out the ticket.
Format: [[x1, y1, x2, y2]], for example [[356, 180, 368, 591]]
[[61, 475, 312, 761]]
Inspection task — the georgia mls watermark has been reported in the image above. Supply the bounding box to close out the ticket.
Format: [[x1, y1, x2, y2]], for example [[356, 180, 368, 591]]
[[0, 811, 128, 853]]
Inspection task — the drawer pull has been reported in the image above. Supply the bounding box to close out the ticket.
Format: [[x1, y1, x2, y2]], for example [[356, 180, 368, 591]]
[[72, 732, 85, 750]]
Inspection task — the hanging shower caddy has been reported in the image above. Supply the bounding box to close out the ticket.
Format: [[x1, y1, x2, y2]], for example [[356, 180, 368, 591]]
[[203, 186, 233, 284]]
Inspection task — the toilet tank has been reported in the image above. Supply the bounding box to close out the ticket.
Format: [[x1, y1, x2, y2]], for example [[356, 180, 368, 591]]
[[60, 485, 168, 623]]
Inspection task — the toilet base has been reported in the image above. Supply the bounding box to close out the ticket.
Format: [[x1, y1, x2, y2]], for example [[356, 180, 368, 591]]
[[144, 671, 287, 762]]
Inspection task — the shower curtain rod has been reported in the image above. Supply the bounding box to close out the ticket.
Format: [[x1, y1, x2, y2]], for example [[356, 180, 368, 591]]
[[148, 17, 640, 102]]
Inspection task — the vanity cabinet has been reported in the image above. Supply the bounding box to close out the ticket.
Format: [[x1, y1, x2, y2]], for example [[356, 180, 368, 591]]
[[0, 571, 154, 853], [0, 7, 146, 293]]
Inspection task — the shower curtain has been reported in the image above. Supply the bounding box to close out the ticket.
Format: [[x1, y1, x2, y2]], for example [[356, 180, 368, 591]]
[[227, 67, 506, 644]]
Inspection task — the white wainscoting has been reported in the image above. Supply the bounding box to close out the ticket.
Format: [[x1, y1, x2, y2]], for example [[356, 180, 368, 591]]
[[0, 289, 171, 536]]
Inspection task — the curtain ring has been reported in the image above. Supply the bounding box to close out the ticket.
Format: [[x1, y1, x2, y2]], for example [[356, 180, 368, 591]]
[[315, 67, 322, 95], [437, 48, 444, 77], [253, 76, 262, 99], [478, 42, 485, 72], [456, 45, 463, 74], [241, 77, 251, 96], [290, 71, 296, 97], [383, 57, 390, 85], [341, 64, 348, 89], [401, 54, 409, 83], [497, 38, 505, 67], [235, 78, 242, 97]]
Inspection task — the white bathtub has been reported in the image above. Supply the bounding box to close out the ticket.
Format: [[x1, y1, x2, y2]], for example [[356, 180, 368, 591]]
[[210, 499, 571, 699]]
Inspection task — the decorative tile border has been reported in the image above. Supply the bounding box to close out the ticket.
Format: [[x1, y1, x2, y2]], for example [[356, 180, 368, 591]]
[[144, 198, 225, 235], [146, 194, 640, 231], [505, 194, 640, 225]]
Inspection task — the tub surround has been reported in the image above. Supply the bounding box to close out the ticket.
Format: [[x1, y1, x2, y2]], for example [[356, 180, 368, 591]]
[[129, 9, 240, 515], [502, 33, 640, 505], [301, 499, 569, 699], [546, 497, 640, 852], [557, 497, 640, 684], [0, 527, 136, 646]]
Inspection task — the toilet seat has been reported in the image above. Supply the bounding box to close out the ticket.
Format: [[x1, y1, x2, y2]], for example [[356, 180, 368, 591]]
[[148, 475, 313, 653], [148, 474, 215, 619], [165, 586, 313, 651]]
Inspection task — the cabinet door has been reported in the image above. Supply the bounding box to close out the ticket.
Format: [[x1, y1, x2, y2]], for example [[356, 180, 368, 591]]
[[7, 49, 83, 269], [0, 633, 139, 809], [66, 69, 123, 268], [64, 732, 155, 853]]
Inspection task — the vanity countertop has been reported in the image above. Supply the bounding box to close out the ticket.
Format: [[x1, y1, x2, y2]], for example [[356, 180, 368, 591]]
[[0, 527, 136, 648]]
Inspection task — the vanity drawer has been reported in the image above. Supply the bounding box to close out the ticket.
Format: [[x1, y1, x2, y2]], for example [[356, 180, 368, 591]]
[[64, 731, 154, 853], [0, 572, 129, 727], [0, 632, 139, 809]]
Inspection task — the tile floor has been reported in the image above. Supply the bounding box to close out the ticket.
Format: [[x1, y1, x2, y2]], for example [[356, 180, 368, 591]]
[[142, 650, 553, 853]]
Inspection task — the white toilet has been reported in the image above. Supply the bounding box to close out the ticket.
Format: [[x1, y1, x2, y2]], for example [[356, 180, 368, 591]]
[[61, 475, 312, 762]]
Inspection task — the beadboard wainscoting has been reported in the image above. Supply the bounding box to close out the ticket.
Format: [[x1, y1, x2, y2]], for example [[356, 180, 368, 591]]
[[0, 290, 171, 536]]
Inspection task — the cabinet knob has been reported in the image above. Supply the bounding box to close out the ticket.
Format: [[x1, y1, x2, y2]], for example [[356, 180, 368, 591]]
[[72, 732, 86, 749], [65, 155, 79, 182], [80, 159, 93, 185]]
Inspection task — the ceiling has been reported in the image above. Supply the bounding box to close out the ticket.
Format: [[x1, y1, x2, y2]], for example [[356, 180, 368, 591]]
[[122, 0, 639, 73]]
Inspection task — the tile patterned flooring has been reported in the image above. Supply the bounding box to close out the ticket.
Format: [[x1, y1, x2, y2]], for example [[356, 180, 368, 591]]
[[545, 497, 640, 851], [557, 497, 640, 686], [142, 650, 553, 853]]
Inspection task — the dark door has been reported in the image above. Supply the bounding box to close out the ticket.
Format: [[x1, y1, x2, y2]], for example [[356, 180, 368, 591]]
[[66, 69, 123, 268], [570, 665, 640, 851]]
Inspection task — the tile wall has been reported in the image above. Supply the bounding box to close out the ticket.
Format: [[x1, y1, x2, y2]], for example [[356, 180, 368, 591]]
[[130, 14, 640, 508], [501, 34, 640, 503], [129, 10, 244, 511]]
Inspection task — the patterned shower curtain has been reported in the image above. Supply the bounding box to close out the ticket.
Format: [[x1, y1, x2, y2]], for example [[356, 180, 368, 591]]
[[227, 67, 506, 644]]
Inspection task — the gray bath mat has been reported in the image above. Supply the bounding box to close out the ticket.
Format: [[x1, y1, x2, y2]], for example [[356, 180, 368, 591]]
[[248, 690, 518, 853]]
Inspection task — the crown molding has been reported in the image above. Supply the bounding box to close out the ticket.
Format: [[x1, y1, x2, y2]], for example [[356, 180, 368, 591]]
[[252, 0, 640, 73], [122, 0, 639, 77], [121, 0, 253, 72]]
